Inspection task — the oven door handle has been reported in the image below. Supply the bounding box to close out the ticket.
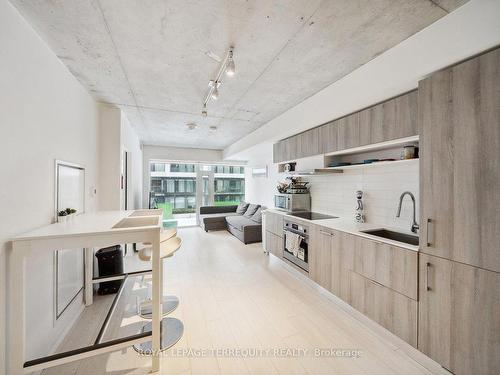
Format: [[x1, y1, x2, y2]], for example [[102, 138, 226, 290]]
[[283, 229, 309, 238]]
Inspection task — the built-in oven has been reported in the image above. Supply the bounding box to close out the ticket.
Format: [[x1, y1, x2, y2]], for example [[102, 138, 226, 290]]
[[283, 220, 309, 272], [274, 193, 310, 212]]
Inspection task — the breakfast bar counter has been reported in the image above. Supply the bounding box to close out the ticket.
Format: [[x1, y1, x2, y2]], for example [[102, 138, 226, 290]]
[[9, 210, 165, 375]]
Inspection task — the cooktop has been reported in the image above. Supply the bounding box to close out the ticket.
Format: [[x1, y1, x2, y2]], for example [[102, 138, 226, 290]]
[[288, 211, 338, 220]]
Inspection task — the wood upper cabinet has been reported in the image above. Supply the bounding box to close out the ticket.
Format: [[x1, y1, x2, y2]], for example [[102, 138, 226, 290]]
[[418, 253, 500, 375], [359, 90, 418, 146], [319, 121, 338, 154], [297, 127, 320, 158], [353, 236, 417, 300], [419, 48, 500, 273], [273, 142, 285, 163], [337, 112, 360, 150], [265, 211, 284, 237]]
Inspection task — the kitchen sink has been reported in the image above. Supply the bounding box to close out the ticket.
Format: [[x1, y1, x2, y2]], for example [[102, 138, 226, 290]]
[[361, 229, 419, 246]]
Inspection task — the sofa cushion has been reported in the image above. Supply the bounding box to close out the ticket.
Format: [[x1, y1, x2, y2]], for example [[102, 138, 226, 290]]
[[226, 215, 256, 231], [250, 207, 263, 223], [236, 202, 249, 214], [243, 204, 260, 218]]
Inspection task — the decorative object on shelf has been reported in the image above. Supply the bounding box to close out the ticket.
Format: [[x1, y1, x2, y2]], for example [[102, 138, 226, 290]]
[[363, 159, 379, 164], [401, 145, 418, 159], [328, 161, 351, 167], [283, 163, 295, 172], [355, 191, 365, 223], [276, 176, 310, 194]]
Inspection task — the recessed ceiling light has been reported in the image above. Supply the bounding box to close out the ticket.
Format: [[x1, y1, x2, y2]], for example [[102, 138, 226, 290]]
[[209, 126, 217, 132], [186, 123, 198, 130], [226, 48, 235, 76]]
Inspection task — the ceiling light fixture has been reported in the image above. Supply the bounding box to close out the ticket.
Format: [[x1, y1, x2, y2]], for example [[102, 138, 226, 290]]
[[209, 126, 217, 132], [202, 46, 235, 116], [186, 122, 198, 130]]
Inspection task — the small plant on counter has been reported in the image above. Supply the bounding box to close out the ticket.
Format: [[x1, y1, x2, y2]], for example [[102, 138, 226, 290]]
[[58, 210, 68, 217], [65, 208, 77, 214]]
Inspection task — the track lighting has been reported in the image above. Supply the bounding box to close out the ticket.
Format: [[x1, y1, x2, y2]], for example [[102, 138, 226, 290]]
[[226, 49, 235, 76], [211, 82, 219, 100], [202, 46, 236, 114]]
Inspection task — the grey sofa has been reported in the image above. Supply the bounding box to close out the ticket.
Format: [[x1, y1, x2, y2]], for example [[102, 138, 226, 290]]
[[199, 203, 263, 244]]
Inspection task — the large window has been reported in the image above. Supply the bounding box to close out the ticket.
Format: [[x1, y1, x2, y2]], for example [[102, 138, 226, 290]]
[[149, 162, 245, 225]]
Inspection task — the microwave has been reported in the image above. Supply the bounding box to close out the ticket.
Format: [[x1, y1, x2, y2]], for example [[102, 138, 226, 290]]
[[274, 193, 311, 212]]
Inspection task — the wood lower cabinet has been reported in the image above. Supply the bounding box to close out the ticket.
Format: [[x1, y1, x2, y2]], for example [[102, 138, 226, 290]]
[[264, 211, 283, 237], [353, 237, 417, 300], [350, 271, 417, 347], [265, 231, 283, 258], [309, 226, 353, 303], [419, 47, 500, 273], [418, 253, 500, 375]]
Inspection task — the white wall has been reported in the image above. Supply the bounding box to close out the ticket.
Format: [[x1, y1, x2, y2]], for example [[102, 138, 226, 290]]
[[0, 0, 100, 371], [142, 145, 224, 208], [225, 0, 500, 160], [98, 105, 121, 210], [121, 113, 143, 209]]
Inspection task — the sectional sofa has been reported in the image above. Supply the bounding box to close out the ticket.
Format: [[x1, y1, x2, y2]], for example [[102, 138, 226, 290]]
[[199, 202, 263, 244]]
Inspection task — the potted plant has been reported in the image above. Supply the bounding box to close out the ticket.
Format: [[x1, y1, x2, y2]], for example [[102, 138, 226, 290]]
[[58, 210, 68, 223]]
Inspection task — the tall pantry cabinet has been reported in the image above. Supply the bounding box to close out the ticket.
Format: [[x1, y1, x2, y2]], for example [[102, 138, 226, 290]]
[[418, 47, 500, 375]]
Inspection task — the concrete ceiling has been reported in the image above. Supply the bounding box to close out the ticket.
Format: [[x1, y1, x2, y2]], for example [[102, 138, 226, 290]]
[[11, 0, 467, 150]]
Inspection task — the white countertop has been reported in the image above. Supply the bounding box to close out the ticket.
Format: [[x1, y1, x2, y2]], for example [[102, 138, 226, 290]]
[[12, 210, 162, 242], [265, 208, 419, 251]]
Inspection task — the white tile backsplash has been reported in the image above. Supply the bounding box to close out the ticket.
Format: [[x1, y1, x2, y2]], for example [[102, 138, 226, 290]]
[[303, 161, 419, 231]]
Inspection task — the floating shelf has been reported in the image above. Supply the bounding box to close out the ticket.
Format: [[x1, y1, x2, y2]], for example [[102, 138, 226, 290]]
[[324, 158, 419, 171]]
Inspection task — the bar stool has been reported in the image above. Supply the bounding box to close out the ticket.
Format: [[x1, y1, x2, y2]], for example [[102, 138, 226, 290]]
[[137, 228, 178, 318], [133, 235, 184, 354]]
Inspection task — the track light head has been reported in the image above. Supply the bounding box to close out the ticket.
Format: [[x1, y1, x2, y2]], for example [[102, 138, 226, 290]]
[[226, 48, 235, 76], [211, 82, 219, 100]]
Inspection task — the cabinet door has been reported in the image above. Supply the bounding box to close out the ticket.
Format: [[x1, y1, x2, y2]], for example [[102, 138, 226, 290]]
[[419, 48, 500, 272], [331, 232, 354, 303], [297, 128, 319, 159], [273, 141, 284, 163], [284, 135, 298, 161], [266, 231, 283, 258], [265, 212, 283, 237], [418, 253, 500, 375], [337, 112, 360, 150], [309, 226, 333, 290], [353, 237, 417, 300], [319, 121, 337, 154], [350, 271, 417, 347]]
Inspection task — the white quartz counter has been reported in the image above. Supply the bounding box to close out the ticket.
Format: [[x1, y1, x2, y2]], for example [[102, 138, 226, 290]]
[[264, 208, 419, 251]]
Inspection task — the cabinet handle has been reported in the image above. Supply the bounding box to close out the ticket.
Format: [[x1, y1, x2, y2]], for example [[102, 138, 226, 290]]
[[426, 218, 432, 247], [320, 230, 334, 236], [425, 262, 431, 291]]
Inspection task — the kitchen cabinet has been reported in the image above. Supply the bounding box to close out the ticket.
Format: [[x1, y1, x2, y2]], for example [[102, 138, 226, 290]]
[[318, 120, 338, 154], [418, 253, 500, 375], [359, 90, 418, 145], [353, 236, 417, 300], [309, 225, 333, 290], [265, 211, 284, 237], [419, 48, 500, 273], [296, 128, 319, 158], [350, 271, 417, 347], [265, 231, 283, 258], [337, 112, 360, 150], [273, 142, 285, 163], [309, 226, 353, 303]]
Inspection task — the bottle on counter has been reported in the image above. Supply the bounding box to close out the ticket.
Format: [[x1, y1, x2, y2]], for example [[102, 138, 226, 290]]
[[355, 190, 365, 223]]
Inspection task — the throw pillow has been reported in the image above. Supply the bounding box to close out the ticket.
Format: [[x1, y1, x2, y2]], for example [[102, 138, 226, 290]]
[[244, 204, 260, 217], [250, 207, 262, 223], [236, 202, 249, 214]]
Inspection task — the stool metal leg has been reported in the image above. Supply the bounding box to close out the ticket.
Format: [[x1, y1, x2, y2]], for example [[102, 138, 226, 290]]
[[139, 295, 179, 318], [133, 317, 184, 353]]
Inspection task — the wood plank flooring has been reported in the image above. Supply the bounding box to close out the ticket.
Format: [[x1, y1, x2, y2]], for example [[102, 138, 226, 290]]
[[40, 227, 449, 375]]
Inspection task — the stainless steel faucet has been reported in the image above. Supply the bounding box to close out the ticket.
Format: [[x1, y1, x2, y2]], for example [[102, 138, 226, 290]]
[[396, 191, 419, 233]]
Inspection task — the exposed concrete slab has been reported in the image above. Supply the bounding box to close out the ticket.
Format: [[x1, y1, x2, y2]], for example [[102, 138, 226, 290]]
[[10, 0, 468, 149]]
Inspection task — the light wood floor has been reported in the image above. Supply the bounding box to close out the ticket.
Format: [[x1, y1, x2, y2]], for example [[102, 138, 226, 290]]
[[41, 227, 449, 375]]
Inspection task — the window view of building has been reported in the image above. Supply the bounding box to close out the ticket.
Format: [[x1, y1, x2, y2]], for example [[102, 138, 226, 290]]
[[149, 162, 245, 222]]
